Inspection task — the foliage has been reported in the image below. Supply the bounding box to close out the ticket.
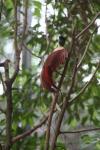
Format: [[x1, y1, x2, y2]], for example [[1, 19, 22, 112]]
[[0, 0, 100, 149]]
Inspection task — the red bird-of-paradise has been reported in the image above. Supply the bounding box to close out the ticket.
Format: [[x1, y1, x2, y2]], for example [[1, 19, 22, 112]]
[[40, 36, 68, 92]]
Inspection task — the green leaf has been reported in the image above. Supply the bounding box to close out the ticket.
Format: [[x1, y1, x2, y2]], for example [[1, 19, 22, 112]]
[[81, 116, 88, 125], [33, 8, 41, 17], [70, 118, 78, 128], [34, 1, 41, 10], [4, 0, 13, 9], [81, 134, 92, 144]]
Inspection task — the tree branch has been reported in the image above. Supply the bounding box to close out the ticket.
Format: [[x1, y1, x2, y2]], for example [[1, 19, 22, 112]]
[[23, 43, 42, 59], [11, 0, 28, 84], [50, 54, 78, 150], [60, 127, 100, 134], [12, 102, 63, 144], [77, 26, 99, 69], [75, 11, 100, 39], [69, 61, 100, 105], [0, 60, 12, 149], [77, 33, 92, 69], [12, 114, 48, 143], [67, 59, 78, 95], [4, 60, 12, 150], [11, 0, 19, 84], [49, 25, 76, 150], [20, 0, 28, 51]]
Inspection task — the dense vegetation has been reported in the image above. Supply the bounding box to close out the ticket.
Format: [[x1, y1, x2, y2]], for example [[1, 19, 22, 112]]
[[0, 0, 100, 150]]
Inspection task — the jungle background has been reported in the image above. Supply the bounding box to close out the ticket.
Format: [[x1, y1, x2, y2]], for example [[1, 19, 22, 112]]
[[0, 0, 100, 150]]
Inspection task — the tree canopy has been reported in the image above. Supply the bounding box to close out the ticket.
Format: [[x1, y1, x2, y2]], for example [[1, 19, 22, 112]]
[[0, 0, 100, 150]]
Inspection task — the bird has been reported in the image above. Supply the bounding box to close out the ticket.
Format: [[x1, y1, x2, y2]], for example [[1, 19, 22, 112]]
[[40, 36, 68, 92]]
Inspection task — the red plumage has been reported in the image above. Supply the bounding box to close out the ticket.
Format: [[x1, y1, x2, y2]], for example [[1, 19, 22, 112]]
[[40, 47, 68, 92]]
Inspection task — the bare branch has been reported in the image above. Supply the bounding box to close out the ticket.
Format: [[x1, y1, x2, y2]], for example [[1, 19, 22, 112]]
[[77, 26, 99, 69], [23, 43, 42, 59], [60, 127, 100, 134], [77, 33, 92, 69], [69, 61, 100, 105], [75, 12, 100, 39]]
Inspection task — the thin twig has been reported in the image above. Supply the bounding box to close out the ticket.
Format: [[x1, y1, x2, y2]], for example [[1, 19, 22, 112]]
[[60, 127, 100, 134], [75, 11, 100, 39], [69, 61, 100, 105], [77, 34, 92, 69], [23, 43, 42, 59], [77, 26, 99, 69]]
